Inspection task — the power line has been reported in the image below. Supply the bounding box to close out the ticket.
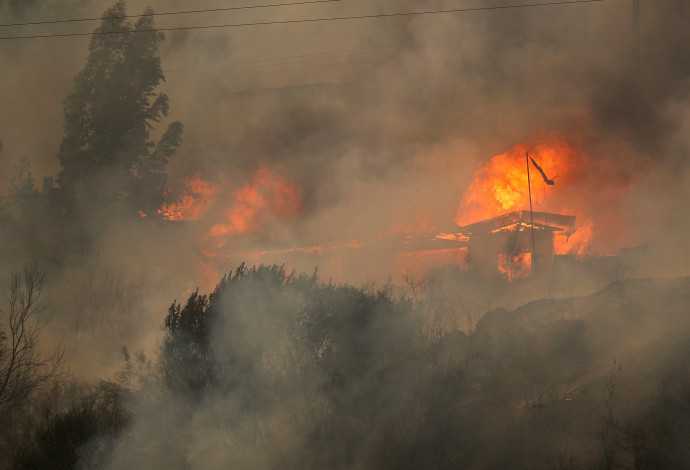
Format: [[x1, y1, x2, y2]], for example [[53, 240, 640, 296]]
[[0, 0, 608, 41], [0, 0, 345, 28]]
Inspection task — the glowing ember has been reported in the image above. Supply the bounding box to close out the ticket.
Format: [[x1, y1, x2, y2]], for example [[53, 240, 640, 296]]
[[159, 173, 218, 221], [435, 233, 470, 242]]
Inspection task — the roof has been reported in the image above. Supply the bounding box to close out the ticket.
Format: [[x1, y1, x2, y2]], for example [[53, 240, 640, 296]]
[[457, 211, 576, 236]]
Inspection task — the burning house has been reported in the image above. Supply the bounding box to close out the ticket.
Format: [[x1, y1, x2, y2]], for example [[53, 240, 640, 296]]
[[389, 209, 577, 283], [456, 210, 576, 281]]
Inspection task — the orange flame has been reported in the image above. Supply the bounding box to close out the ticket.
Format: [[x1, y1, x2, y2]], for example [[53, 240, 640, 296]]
[[554, 218, 594, 257], [456, 136, 578, 227], [159, 173, 218, 221], [157, 167, 302, 287], [498, 252, 531, 282], [205, 167, 302, 245], [453, 134, 606, 258]]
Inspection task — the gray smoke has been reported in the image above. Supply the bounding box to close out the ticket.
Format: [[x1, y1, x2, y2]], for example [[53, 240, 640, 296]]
[[0, 2, 689, 467]]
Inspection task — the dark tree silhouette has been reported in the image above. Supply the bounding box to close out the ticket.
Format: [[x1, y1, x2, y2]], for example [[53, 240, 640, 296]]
[[56, 0, 182, 215], [9, 380, 128, 470], [0, 266, 62, 412], [158, 264, 444, 468]]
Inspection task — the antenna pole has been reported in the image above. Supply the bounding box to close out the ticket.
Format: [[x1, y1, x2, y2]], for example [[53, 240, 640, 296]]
[[526, 152, 537, 269]]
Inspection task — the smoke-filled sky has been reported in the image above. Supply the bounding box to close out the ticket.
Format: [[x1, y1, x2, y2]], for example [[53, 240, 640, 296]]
[[1, 0, 689, 284], [1, 4, 690, 467]]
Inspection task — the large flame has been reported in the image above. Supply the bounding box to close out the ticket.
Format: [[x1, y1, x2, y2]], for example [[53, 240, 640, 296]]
[[456, 136, 578, 226], [455, 135, 599, 257], [163, 133, 628, 286], [157, 167, 302, 288], [205, 167, 302, 247]]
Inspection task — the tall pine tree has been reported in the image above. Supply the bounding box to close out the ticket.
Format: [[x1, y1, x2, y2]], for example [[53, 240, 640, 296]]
[[56, 1, 182, 215]]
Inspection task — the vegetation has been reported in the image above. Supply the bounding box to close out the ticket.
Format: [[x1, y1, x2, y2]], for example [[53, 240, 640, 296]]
[[8, 380, 128, 470], [56, 0, 182, 216], [8, 263, 677, 469], [0, 259, 689, 469], [0, 266, 62, 412]]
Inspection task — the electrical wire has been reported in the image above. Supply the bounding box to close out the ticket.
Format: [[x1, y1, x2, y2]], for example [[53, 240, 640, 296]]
[[0, 0, 607, 41], [0, 0, 345, 28]]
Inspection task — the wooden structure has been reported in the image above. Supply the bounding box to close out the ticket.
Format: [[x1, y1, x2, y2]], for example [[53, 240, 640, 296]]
[[457, 211, 576, 277]]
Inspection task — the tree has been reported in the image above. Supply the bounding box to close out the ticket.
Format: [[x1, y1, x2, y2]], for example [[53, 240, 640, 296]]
[[0, 265, 63, 412], [56, 0, 183, 215], [158, 264, 426, 468], [163, 264, 390, 396]]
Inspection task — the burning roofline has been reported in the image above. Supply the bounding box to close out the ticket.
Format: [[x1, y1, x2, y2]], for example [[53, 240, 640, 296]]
[[457, 210, 576, 236]]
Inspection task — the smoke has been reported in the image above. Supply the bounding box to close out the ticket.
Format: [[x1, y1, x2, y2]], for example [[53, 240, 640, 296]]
[[3, 0, 688, 257], [0, 0, 690, 469], [68, 263, 690, 469], [1, 1, 690, 466]]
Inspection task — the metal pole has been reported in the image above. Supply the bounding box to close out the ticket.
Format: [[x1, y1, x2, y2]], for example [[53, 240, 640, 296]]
[[526, 152, 537, 269]]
